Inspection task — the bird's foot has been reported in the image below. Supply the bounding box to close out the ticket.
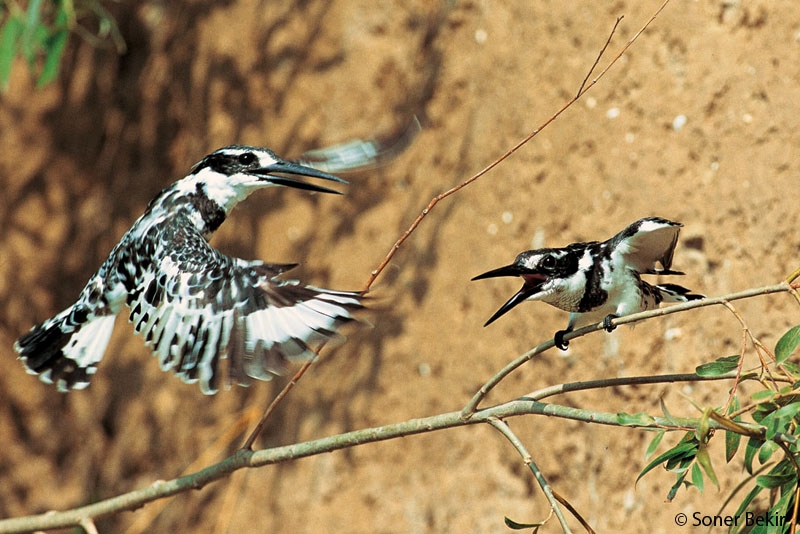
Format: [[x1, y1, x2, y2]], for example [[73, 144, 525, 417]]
[[554, 329, 570, 350], [602, 314, 618, 332]]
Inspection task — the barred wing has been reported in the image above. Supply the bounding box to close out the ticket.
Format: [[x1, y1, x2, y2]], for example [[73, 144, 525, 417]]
[[126, 229, 361, 394]]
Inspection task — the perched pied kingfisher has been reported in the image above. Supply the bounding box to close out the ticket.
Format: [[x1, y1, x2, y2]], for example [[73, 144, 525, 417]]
[[15, 146, 364, 395], [472, 217, 704, 350]]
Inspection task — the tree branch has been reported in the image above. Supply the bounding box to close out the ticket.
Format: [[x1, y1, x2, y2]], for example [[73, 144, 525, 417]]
[[0, 370, 762, 534], [487, 417, 573, 533]]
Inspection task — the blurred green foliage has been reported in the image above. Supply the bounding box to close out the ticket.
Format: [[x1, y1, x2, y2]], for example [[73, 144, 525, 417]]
[[0, 0, 123, 91]]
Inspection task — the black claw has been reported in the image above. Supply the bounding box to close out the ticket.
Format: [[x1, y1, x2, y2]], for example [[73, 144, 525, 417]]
[[602, 314, 618, 332], [554, 330, 570, 350]]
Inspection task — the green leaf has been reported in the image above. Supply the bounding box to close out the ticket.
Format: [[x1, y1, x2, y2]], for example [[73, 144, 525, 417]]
[[782, 361, 800, 377], [37, 24, 68, 87], [645, 430, 666, 460], [637, 433, 699, 483], [725, 430, 742, 463], [0, 16, 23, 91], [697, 408, 712, 444], [616, 412, 656, 426], [695, 355, 740, 376], [755, 460, 796, 490], [756, 472, 796, 488], [776, 325, 800, 364], [696, 447, 720, 489], [725, 396, 742, 463], [666, 470, 689, 502], [690, 462, 704, 492], [757, 440, 779, 465], [504, 517, 543, 530], [665, 454, 694, 472], [20, 0, 45, 62], [744, 437, 765, 475], [727, 394, 741, 415], [660, 397, 679, 426], [758, 401, 800, 440], [752, 389, 778, 402]]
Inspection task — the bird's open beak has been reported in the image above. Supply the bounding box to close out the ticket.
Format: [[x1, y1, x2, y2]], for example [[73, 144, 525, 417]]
[[472, 264, 548, 326], [471, 264, 529, 281], [254, 160, 348, 195]]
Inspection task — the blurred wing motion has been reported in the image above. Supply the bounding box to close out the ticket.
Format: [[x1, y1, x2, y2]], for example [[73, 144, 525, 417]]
[[299, 116, 421, 173]]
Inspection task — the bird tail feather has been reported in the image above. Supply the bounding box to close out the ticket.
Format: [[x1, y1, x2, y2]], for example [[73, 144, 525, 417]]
[[15, 305, 117, 391], [656, 283, 704, 303]]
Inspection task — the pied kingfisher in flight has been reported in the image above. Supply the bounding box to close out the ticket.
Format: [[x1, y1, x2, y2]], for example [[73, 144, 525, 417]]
[[472, 217, 704, 350], [15, 146, 364, 394]]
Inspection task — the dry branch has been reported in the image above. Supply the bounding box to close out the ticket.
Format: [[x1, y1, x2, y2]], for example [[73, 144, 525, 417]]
[[0, 367, 749, 534]]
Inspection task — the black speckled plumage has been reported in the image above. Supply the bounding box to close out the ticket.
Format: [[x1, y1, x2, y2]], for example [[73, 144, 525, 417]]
[[15, 145, 362, 394]]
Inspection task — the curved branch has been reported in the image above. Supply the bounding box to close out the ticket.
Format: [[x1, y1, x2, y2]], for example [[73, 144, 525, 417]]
[[487, 417, 573, 533]]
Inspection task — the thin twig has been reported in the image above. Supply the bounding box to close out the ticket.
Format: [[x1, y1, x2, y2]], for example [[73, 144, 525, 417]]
[[525, 371, 748, 402], [551, 489, 597, 534], [360, 5, 662, 292], [78, 518, 99, 534], [723, 326, 748, 414], [577, 16, 623, 97], [487, 417, 574, 533], [240, 353, 321, 450], [784, 269, 800, 306], [719, 300, 783, 390]]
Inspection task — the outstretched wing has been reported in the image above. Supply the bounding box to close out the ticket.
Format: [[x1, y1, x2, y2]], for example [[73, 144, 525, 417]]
[[606, 217, 684, 275], [126, 224, 362, 394]]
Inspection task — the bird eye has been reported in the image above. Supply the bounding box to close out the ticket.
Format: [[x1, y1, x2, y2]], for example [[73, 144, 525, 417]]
[[540, 255, 557, 270], [238, 152, 256, 165]]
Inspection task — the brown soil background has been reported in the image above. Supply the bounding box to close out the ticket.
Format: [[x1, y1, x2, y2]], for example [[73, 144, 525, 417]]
[[1, 1, 799, 532]]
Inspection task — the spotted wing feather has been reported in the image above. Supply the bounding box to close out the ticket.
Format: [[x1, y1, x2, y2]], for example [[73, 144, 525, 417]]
[[126, 224, 361, 394]]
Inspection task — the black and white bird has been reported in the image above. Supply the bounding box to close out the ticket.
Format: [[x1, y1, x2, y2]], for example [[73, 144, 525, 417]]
[[15, 145, 364, 394], [472, 217, 703, 350]]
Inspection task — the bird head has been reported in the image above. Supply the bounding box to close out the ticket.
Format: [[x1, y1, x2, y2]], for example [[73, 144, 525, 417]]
[[189, 145, 348, 211], [472, 247, 581, 326]]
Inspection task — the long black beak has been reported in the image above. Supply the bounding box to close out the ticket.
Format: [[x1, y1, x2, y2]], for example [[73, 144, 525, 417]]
[[482, 286, 540, 326], [471, 263, 529, 281], [472, 263, 546, 326], [254, 160, 348, 195]]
